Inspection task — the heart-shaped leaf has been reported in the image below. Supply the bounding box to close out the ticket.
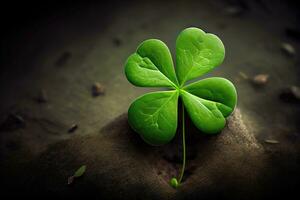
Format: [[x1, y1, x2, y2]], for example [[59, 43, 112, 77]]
[[183, 77, 237, 117], [181, 90, 226, 134], [176, 28, 225, 86], [125, 39, 178, 88], [128, 90, 179, 145]]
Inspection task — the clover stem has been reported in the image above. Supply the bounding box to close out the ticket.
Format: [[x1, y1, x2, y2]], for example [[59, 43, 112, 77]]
[[178, 102, 186, 184], [170, 102, 187, 188]]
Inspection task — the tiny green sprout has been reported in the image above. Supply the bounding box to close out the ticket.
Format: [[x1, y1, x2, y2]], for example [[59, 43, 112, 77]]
[[170, 177, 179, 188], [68, 165, 86, 185], [124, 27, 237, 188], [74, 165, 86, 177]]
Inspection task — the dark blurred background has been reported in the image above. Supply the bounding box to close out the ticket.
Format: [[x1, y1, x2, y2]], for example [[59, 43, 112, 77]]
[[0, 0, 299, 198]]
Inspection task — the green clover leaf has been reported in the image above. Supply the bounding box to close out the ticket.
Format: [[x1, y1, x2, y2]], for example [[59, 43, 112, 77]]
[[124, 27, 237, 188]]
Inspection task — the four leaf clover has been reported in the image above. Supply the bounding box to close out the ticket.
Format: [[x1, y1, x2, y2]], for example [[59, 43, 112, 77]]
[[124, 27, 237, 187]]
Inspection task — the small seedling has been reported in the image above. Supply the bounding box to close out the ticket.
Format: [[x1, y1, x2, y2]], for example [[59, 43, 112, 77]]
[[124, 27, 237, 188], [68, 165, 86, 185]]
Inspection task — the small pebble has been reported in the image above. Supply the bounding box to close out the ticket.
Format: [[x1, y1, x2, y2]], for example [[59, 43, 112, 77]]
[[291, 86, 300, 99], [224, 6, 244, 16], [13, 114, 25, 124], [239, 71, 248, 80], [0, 114, 26, 131], [68, 124, 78, 133], [112, 38, 122, 47], [279, 86, 300, 103], [281, 43, 296, 56], [92, 82, 105, 97], [252, 74, 269, 86], [264, 139, 279, 144], [67, 176, 75, 185]]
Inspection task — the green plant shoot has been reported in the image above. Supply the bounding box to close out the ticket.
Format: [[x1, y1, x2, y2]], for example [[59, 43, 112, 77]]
[[124, 27, 237, 188]]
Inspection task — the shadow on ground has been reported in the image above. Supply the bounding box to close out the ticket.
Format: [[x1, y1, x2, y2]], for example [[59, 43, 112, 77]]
[[3, 109, 272, 199]]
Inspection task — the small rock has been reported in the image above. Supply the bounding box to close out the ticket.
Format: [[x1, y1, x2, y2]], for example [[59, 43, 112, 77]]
[[279, 86, 300, 103], [264, 139, 279, 144], [55, 51, 72, 67], [36, 89, 48, 103], [252, 74, 269, 86], [92, 82, 105, 97], [112, 38, 122, 47], [0, 114, 25, 131], [239, 71, 248, 80], [68, 124, 78, 133], [291, 86, 300, 99], [281, 43, 296, 56], [12, 114, 25, 124], [67, 176, 75, 185], [224, 6, 245, 16]]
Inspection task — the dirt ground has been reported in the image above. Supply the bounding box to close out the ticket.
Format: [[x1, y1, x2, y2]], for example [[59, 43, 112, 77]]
[[0, 0, 299, 198]]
